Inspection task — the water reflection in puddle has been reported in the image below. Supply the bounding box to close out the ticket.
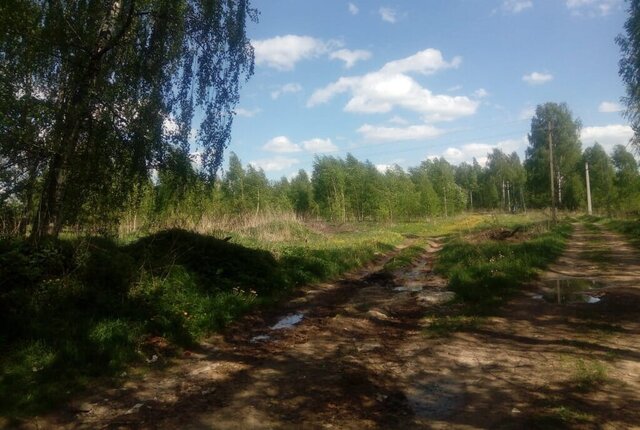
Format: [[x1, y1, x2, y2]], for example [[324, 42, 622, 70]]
[[393, 284, 424, 292], [249, 335, 271, 343], [541, 278, 606, 304], [271, 313, 304, 330]]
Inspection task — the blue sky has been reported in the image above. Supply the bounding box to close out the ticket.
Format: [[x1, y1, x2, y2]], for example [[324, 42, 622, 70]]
[[224, 0, 632, 179]]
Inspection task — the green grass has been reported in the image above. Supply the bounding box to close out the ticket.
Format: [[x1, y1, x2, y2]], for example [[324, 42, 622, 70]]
[[423, 315, 484, 337], [434, 221, 571, 312], [0, 212, 556, 417], [2, 216, 470, 417], [606, 217, 640, 248], [383, 245, 425, 272], [525, 405, 594, 429], [570, 359, 608, 391], [578, 247, 612, 264]]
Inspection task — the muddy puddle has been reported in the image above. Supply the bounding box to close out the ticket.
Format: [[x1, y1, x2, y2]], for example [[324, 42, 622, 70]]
[[538, 278, 606, 304], [271, 313, 304, 330], [393, 282, 424, 292], [405, 377, 465, 419]]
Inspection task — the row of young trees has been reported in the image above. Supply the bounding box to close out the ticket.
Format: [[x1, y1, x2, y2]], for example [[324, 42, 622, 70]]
[[3, 100, 640, 234], [115, 103, 640, 232], [2, 98, 639, 235]]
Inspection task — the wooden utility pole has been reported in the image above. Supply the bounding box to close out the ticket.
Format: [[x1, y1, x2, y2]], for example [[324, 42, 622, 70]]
[[443, 184, 448, 218], [585, 162, 593, 215], [548, 122, 557, 224]]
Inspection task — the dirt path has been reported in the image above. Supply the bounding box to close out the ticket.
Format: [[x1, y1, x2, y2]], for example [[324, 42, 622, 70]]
[[19, 224, 640, 429]]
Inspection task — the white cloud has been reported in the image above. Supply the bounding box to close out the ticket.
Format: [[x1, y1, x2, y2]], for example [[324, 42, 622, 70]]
[[519, 105, 536, 120], [380, 49, 462, 75], [271, 83, 303, 99], [598, 101, 623, 113], [253, 35, 334, 71], [580, 124, 633, 152], [348, 2, 359, 15], [308, 48, 476, 121], [522, 71, 554, 85], [447, 85, 463, 92], [235, 107, 262, 118], [379, 7, 397, 23], [430, 137, 528, 166], [473, 88, 489, 98], [330, 49, 372, 69], [388, 115, 409, 125], [499, 0, 533, 14], [566, 0, 621, 16], [249, 156, 299, 172], [375, 164, 392, 173], [493, 136, 529, 153], [302, 138, 338, 153], [357, 123, 443, 141], [263, 136, 302, 153]]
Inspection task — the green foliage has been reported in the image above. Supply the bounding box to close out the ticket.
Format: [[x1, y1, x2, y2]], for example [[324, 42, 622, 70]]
[[0, 219, 415, 416], [525, 103, 584, 210], [611, 145, 640, 213], [570, 359, 608, 391], [584, 143, 616, 215], [0, 0, 257, 239], [423, 315, 484, 337], [435, 222, 571, 310], [606, 217, 640, 248], [383, 245, 425, 272], [617, 0, 640, 150]]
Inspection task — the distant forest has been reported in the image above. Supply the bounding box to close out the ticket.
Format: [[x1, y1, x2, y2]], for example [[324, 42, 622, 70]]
[[3, 102, 639, 237]]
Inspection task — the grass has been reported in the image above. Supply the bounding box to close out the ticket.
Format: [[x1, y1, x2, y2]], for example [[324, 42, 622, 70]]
[[0, 212, 560, 417], [578, 247, 612, 265], [382, 245, 425, 272], [0, 214, 495, 418], [570, 358, 608, 391], [606, 217, 640, 248], [525, 405, 595, 429], [423, 315, 484, 337], [434, 221, 572, 313]]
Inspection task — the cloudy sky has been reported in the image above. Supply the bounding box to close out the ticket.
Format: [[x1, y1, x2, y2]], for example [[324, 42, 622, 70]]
[[222, 0, 632, 178]]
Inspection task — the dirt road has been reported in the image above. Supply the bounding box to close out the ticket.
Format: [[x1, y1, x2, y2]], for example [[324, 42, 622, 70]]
[[20, 223, 640, 429]]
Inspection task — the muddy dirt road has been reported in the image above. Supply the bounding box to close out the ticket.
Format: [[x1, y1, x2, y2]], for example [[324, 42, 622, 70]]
[[19, 223, 640, 429]]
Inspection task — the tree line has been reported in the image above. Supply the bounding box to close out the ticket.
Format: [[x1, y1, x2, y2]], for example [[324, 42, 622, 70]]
[[3, 95, 640, 236], [3, 0, 640, 238], [125, 102, 640, 228]]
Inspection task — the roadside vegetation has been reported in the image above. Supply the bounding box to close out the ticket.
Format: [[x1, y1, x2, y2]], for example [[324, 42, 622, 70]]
[[435, 221, 571, 311], [422, 219, 572, 338], [606, 217, 640, 248], [0, 213, 502, 417], [2, 0, 639, 422]]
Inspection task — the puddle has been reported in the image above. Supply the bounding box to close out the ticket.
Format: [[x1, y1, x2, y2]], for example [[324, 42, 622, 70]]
[[249, 335, 271, 343], [271, 313, 304, 330], [541, 278, 606, 304], [405, 378, 465, 419], [393, 284, 424, 292], [417, 291, 456, 305]]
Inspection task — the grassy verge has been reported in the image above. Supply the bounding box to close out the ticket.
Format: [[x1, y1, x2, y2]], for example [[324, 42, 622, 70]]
[[605, 217, 640, 248], [434, 221, 572, 314], [0, 215, 491, 418], [382, 245, 425, 272], [0, 226, 402, 417], [0, 212, 552, 417]]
